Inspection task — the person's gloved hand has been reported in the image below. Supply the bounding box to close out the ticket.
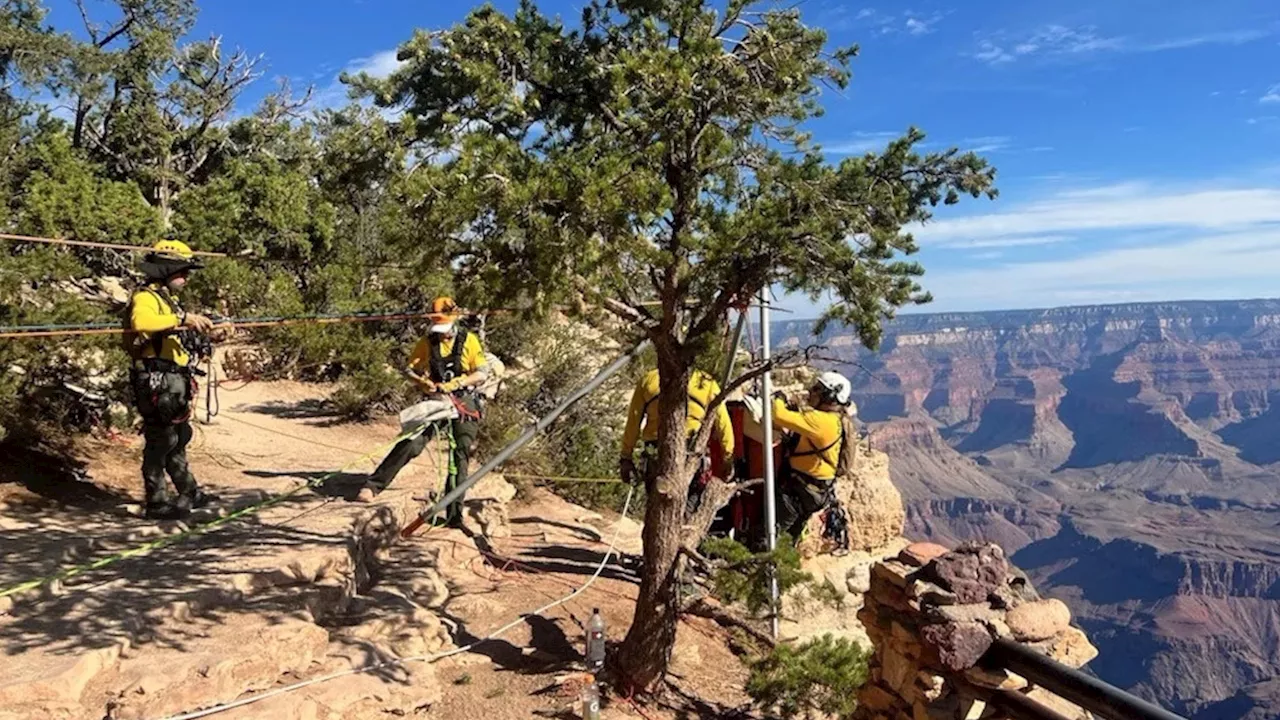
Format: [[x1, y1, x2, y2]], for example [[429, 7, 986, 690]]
[[439, 379, 461, 393], [619, 457, 636, 485]]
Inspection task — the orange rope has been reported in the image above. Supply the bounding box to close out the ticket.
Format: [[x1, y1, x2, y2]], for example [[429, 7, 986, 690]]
[[0, 232, 230, 257]]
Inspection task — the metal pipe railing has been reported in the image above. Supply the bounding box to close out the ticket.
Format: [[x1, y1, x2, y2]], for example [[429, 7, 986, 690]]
[[982, 638, 1187, 720], [988, 688, 1076, 720]]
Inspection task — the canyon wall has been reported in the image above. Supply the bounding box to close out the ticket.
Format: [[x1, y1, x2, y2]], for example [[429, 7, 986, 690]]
[[776, 299, 1280, 719]]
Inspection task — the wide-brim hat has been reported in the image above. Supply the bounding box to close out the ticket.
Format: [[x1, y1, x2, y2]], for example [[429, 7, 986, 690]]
[[139, 254, 204, 281]]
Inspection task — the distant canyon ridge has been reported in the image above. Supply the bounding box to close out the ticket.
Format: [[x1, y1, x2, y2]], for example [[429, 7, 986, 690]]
[[775, 299, 1280, 720]]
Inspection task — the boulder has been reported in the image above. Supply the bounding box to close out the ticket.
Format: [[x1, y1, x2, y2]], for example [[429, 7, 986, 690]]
[[918, 543, 1009, 605], [467, 473, 517, 504], [920, 621, 993, 672], [1030, 626, 1099, 669], [899, 542, 949, 568], [1005, 599, 1071, 642]]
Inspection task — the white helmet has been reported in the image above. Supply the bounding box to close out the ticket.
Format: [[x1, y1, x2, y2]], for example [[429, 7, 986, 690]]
[[814, 371, 852, 406]]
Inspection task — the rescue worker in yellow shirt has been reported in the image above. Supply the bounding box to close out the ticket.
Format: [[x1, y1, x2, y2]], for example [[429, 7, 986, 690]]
[[127, 240, 222, 520], [359, 297, 488, 527], [769, 371, 853, 543], [619, 368, 735, 510]]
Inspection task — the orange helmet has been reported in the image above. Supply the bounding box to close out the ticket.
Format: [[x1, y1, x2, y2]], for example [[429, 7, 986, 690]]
[[428, 296, 460, 334]]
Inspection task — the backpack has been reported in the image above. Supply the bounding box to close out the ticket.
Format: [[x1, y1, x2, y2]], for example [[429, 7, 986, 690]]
[[118, 287, 172, 361], [835, 413, 861, 477]]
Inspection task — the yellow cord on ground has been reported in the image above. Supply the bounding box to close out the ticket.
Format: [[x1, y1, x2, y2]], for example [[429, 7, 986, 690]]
[[0, 423, 432, 599]]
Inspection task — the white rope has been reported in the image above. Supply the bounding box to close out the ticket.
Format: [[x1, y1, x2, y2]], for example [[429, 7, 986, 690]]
[[156, 485, 637, 720]]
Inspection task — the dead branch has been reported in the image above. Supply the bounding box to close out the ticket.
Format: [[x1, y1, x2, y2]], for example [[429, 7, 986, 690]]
[[572, 276, 656, 327], [680, 477, 763, 555], [682, 596, 776, 649]]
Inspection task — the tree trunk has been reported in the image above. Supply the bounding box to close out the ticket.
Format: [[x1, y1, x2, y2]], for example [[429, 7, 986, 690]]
[[617, 341, 695, 692]]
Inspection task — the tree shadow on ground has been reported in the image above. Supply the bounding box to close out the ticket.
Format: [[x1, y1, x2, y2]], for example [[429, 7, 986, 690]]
[[240, 468, 369, 500], [512, 545, 641, 585], [662, 679, 756, 720], [0, 492, 338, 659], [509, 517, 603, 543], [0, 443, 132, 510], [237, 399, 344, 426], [433, 604, 578, 675]]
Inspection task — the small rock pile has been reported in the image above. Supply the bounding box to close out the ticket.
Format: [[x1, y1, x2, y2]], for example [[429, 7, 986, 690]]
[[855, 541, 1099, 720]]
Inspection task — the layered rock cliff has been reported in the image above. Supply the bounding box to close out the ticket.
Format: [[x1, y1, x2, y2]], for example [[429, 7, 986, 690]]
[[776, 299, 1280, 719]]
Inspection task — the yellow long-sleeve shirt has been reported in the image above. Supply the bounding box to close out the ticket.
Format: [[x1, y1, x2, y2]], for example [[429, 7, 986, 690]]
[[129, 286, 190, 367], [773, 398, 843, 482], [620, 369, 735, 458], [406, 331, 487, 392]]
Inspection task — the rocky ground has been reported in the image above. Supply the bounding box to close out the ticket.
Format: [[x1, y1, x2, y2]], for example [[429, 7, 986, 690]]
[[0, 377, 761, 720]]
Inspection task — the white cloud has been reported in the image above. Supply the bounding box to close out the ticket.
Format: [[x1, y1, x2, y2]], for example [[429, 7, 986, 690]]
[[823, 131, 902, 155], [974, 41, 1014, 64], [915, 183, 1280, 245], [923, 228, 1280, 311], [971, 25, 1122, 64], [349, 49, 403, 79], [1261, 84, 1280, 104], [936, 235, 1073, 250], [972, 25, 1267, 65], [962, 135, 1011, 153], [313, 48, 405, 109], [825, 132, 1019, 156], [905, 17, 936, 36], [851, 8, 942, 37], [1140, 29, 1268, 51]]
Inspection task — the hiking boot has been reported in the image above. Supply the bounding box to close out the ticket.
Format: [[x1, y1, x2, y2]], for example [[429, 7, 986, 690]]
[[187, 489, 220, 509], [354, 487, 377, 503], [145, 502, 190, 521]]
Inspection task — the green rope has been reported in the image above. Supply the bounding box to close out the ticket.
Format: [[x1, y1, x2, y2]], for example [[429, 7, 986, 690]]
[[0, 422, 435, 600]]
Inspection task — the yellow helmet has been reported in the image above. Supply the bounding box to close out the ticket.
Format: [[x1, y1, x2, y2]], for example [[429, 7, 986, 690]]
[[151, 239, 197, 260], [141, 238, 204, 281]]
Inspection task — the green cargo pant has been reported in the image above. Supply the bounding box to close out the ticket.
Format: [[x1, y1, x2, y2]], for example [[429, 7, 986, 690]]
[[368, 396, 480, 524]]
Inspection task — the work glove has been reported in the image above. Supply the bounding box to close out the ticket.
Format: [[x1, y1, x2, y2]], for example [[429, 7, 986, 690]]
[[439, 379, 461, 393], [619, 457, 636, 486]]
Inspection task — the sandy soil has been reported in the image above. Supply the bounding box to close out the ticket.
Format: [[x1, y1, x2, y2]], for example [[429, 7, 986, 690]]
[[0, 376, 759, 720]]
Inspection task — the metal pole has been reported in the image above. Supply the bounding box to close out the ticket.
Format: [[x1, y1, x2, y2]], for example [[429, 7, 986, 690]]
[[983, 638, 1188, 720], [402, 337, 652, 538], [720, 309, 747, 388], [759, 292, 780, 638]]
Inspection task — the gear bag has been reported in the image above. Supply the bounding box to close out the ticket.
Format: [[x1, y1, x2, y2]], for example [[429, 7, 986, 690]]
[[132, 365, 195, 425]]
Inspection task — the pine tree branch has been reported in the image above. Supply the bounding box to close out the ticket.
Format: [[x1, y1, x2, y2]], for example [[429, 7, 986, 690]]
[[682, 596, 776, 649]]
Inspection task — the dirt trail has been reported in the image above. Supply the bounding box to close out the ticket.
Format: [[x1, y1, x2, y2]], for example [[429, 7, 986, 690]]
[[0, 378, 756, 720]]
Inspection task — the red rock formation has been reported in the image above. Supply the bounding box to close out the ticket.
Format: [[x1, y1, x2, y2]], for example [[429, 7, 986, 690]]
[[777, 299, 1280, 718]]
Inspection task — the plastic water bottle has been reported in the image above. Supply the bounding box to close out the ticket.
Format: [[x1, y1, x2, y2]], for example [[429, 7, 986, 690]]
[[585, 608, 606, 672], [581, 679, 601, 720]]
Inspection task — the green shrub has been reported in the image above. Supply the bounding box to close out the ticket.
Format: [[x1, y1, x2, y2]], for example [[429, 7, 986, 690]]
[[701, 535, 814, 615], [476, 316, 642, 513], [746, 634, 871, 720]]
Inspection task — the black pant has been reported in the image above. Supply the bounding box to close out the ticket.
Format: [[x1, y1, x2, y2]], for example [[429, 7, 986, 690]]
[[775, 479, 826, 545], [369, 402, 479, 524], [142, 421, 198, 509], [132, 367, 200, 509]]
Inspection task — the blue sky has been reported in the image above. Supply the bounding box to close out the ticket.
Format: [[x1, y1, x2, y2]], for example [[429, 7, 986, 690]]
[[44, 0, 1280, 314]]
